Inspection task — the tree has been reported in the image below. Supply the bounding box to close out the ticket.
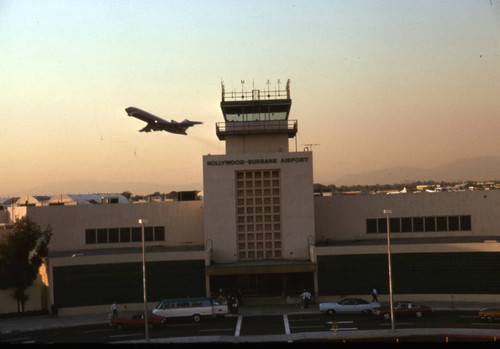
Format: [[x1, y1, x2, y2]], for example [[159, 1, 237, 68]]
[[0, 216, 52, 312]]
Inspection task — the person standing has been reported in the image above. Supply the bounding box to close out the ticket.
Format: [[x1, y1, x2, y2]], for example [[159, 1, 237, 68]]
[[111, 301, 118, 319], [372, 289, 378, 302], [301, 289, 312, 309]]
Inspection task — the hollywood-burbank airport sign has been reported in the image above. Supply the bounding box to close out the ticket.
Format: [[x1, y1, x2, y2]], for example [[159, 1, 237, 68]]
[[206, 156, 310, 167]]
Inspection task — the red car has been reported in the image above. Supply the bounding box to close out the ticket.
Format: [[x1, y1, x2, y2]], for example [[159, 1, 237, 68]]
[[373, 302, 432, 320], [110, 312, 165, 330]]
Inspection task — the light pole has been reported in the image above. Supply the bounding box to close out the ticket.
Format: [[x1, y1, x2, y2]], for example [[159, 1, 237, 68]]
[[139, 218, 149, 343], [383, 209, 395, 332]]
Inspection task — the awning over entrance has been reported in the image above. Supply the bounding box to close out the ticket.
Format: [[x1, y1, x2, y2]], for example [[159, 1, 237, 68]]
[[206, 260, 317, 276]]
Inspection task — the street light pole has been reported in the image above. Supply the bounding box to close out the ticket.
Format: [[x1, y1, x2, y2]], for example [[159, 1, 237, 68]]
[[383, 209, 395, 332], [139, 218, 149, 343]]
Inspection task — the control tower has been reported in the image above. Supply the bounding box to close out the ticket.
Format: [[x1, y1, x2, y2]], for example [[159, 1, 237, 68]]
[[217, 80, 297, 153], [203, 79, 316, 299]]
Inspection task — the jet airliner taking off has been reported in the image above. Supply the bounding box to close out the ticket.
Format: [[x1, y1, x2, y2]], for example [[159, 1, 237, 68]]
[[125, 107, 202, 135]]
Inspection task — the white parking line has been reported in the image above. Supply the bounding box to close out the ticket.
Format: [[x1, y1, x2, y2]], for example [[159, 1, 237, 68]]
[[109, 333, 144, 338], [283, 314, 291, 335], [234, 315, 242, 337]]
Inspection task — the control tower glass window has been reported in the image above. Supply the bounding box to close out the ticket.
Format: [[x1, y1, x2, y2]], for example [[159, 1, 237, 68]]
[[225, 111, 288, 122], [236, 170, 282, 260]]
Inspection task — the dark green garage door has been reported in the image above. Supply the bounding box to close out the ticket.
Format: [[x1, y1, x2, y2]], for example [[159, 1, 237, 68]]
[[318, 252, 500, 296], [53, 260, 205, 308]]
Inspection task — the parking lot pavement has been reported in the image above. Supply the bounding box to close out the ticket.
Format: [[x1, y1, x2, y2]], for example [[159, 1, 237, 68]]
[[0, 305, 312, 335], [0, 302, 493, 336]]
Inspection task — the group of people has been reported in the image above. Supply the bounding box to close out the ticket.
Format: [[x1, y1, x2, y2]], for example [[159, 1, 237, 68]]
[[212, 288, 243, 314]]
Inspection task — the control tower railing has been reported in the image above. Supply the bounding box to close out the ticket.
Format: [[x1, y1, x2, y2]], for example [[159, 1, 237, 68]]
[[216, 120, 297, 140], [222, 79, 291, 102]]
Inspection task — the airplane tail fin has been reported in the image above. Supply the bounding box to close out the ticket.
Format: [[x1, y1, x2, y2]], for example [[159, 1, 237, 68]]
[[183, 119, 203, 125]]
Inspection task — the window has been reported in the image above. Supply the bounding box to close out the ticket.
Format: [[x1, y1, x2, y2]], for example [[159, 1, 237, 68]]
[[460, 215, 472, 231], [436, 216, 447, 231], [389, 218, 400, 233], [85, 229, 96, 244], [132, 227, 142, 242], [109, 228, 119, 243], [85, 226, 166, 244], [366, 215, 471, 234], [448, 216, 459, 231], [424, 216, 436, 232], [155, 226, 165, 241], [236, 170, 282, 260], [413, 217, 424, 232], [377, 218, 387, 233], [401, 217, 412, 232], [120, 228, 131, 242], [97, 229, 108, 243], [145, 226, 154, 241]]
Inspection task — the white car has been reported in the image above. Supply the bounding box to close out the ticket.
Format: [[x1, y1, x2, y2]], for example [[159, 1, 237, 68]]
[[319, 298, 380, 315]]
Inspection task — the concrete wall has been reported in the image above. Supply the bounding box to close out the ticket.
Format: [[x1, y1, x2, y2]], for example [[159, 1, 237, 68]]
[[225, 134, 289, 154], [0, 271, 48, 314], [314, 190, 500, 243], [25, 201, 205, 253], [203, 151, 314, 262]]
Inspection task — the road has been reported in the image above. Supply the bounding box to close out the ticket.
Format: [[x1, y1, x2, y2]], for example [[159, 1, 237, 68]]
[[2, 310, 500, 344]]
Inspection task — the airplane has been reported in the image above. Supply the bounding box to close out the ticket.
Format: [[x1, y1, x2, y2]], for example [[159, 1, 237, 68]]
[[125, 106, 202, 135], [387, 187, 407, 195]]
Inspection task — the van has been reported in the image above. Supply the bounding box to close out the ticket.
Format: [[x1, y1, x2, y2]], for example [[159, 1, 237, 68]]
[[152, 297, 229, 322]]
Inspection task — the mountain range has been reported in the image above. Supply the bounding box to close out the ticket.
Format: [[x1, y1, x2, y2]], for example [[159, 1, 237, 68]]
[[331, 157, 500, 186]]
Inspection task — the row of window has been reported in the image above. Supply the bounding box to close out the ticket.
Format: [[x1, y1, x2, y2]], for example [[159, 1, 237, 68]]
[[236, 170, 282, 260], [367, 215, 472, 234], [85, 226, 165, 244]]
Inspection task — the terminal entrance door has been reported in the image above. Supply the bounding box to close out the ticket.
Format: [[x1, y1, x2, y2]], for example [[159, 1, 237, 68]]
[[209, 272, 313, 301]]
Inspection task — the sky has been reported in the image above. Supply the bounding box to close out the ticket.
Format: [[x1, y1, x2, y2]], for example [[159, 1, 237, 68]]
[[1, 0, 499, 197]]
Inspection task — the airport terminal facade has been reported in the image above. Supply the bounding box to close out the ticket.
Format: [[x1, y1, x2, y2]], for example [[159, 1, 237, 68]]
[[3, 81, 500, 315]]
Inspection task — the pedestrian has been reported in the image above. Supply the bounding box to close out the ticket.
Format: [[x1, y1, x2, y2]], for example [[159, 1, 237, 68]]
[[301, 289, 312, 309], [372, 288, 378, 302], [111, 301, 118, 319], [237, 288, 244, 306]]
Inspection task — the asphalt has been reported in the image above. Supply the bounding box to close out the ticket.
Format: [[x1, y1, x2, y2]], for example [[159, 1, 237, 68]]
[[1, 302, 500, 343]]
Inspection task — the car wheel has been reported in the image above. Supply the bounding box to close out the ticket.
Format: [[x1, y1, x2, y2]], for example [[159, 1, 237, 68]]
[[115, 323, 123, 330], [486, 315, 495, 323], [327, 309, 336, 316], [193, 314, 201, 322], [382, 312, 391, 321], [415, 311, 423, 318]]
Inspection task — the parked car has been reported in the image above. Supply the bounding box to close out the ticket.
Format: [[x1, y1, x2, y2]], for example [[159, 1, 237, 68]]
[[373, 302, 432, 320], [319, 298, 380, 315], [110, 312, 165, 330], [478, 308, 500, 322]]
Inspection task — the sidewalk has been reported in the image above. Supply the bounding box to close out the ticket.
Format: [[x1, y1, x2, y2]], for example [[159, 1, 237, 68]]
[[0, 301, 491, 337]]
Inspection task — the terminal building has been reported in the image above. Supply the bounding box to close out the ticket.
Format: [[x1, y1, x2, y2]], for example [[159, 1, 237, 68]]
[[2, 80, 500, 315]]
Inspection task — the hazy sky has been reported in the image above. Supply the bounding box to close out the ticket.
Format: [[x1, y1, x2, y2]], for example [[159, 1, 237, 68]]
[[1, 0, 499, 196]]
